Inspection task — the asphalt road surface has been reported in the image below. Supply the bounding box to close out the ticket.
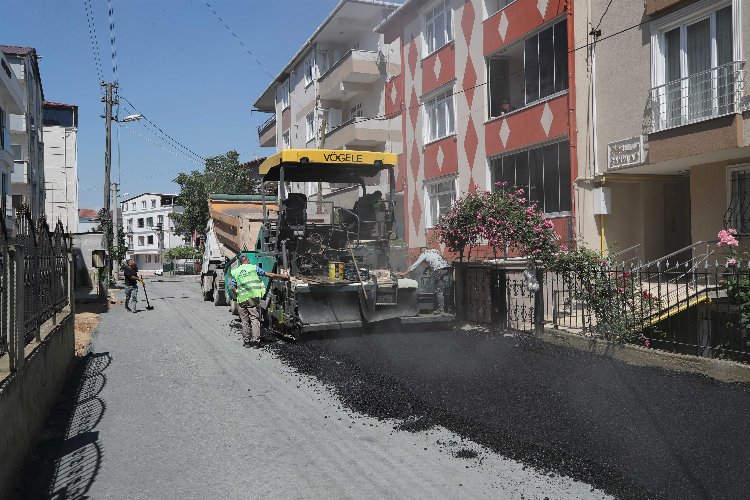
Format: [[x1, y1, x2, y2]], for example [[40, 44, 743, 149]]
[[16, 277, 750, 499]]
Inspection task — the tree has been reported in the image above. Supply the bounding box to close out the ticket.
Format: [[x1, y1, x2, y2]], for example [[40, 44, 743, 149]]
[[171, 150, 261, 238], [164, 245, 203, 260]]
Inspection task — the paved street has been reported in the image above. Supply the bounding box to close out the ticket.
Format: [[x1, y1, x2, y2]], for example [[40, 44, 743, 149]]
[[17, 276, 750, 499]]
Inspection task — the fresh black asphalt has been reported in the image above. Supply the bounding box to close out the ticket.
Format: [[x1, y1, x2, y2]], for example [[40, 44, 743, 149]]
[[267, 326, 750, 499]]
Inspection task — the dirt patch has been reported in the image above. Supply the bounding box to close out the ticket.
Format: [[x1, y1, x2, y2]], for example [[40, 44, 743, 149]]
[[74, 302, 107, 356]]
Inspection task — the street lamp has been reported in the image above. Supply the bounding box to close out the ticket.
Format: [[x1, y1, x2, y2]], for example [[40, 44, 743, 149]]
[[117, 114, 143, 123]]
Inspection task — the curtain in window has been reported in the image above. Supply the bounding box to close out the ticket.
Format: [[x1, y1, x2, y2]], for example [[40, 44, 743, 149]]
[[686, 18, 711, 121], [664, 28, 682, 129], [716, 6, 734, 114]]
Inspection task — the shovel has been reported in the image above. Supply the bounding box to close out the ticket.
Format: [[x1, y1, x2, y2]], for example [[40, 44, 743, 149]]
[[140, 279, 155, 310]]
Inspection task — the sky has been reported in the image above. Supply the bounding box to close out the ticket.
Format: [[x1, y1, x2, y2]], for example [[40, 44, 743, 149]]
[[2, 0, 344, 209]]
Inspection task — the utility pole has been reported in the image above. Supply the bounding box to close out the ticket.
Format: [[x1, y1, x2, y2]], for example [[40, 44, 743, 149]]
[[102, 82, 118, 286]]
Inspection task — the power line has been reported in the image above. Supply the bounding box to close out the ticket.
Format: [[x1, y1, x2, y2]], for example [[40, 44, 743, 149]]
[[82, 0, 104, 84], [119, 94, 206, 162], [119, 124, 204, 166], [108, 0, 119, 83], [595, 0, 616, 33]]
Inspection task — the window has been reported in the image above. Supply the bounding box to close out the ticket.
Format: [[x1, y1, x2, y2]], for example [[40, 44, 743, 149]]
[[282, 130, 290, 149], [652, 2, 738, 131], [485, 0, 515, 18], [424, 89, 455, 143], [305, 111, 316, 142], [155, 254, 160, 263], [127, 218, 133, 230], [127, 236, 133, 248], [728, 167, 750, 234], [138, 236, 144, 246], [350, 103, 363, 120], [11, 144, 21, 161], [151, 199, 157, 208], [141, 201, 146, 209], [123, 203, 127, 212], [146, 217, 153, 227], [425, 0, 453, 55], [147, 235, 154, 245], [317, 49, 329, 76], [131, 202, 136, 211], [280, 79, 290, 109], [304, 53, 314, 86], [425, 177, 457, 227], [488, 18, 567, 118], [146, 254, 152, 263], [42, 107, 75, 127], [137, 218, 144, 228], [157, 215, 163, 225], [491, 141, 571, 214], [0, 107, 5, 150]]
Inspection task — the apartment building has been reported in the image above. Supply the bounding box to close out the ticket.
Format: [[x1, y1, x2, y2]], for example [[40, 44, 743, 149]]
[[0, 50, 24, 230], [377, 0, 576, 255], [254, 0, 403, 229], [122, 193, 186, 272], [0, 46, 45, 221], [43, 101, 79, 233], [573, 0, 748, 263]]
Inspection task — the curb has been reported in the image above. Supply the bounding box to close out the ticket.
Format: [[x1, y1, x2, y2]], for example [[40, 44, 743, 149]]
[[455, 322, 750, 384]]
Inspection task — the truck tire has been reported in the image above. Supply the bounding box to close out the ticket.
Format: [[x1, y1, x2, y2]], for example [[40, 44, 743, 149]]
[[202, 276, 214, 301], [213, 278, 227, 306]]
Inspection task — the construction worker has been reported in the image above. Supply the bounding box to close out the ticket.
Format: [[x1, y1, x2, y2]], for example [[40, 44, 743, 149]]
[[123, 259, 140, 313], [230, 254, 288, 348], [398, 247, 452, 313]]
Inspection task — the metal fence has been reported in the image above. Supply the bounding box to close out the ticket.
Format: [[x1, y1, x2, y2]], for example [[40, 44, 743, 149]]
[[457, 259, 750, 364], [0, 206, 71, 359]]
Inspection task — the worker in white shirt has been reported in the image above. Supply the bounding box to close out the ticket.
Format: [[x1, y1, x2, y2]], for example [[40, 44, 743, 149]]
[[397, 247, 452, 313]]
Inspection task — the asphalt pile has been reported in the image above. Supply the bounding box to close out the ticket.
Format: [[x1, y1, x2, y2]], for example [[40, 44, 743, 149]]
[[267, 327, 750, 499]]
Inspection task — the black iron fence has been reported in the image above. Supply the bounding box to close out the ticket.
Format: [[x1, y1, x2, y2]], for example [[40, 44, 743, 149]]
[[0, 206, 71, 359], [456, 260, 750, 364]]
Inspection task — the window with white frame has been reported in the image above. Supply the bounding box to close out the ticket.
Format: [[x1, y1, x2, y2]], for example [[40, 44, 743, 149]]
[[651, 0, 739, 131], [485, 0, 516, 18], [424, 88, 455, 143], [728, 166, 750, 234], [280, 79, 290, 109], [127, 235, 133, 248], [147, 235, 154, 245], [304, 53, 314, 86], [137, 218, 144, 228], [425, 176, 457, 228], [317, 49, 329, 76], [282, 130, 290, 149], [146, 217, 153, 227], [151, 199, 157, 208], [138, 236, 144, 246], [157, 215, 163, 225], [123, 203, 127, 212], [350, 103, 363, 120], [305, 111, 316, 142], [425, 0, 453, 55], [141, 200, 146, 209], [131, 202, 136, 211]]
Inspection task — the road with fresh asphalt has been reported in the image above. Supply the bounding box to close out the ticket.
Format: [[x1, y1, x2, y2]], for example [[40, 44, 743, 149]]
[[17, 276, 750, 499]]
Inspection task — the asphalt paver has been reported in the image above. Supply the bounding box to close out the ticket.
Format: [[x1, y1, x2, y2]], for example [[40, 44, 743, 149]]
[[17, 277, 609, 499]]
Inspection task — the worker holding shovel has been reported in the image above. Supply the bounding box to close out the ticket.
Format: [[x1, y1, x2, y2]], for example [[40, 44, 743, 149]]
[[123, 259, 140, 313]]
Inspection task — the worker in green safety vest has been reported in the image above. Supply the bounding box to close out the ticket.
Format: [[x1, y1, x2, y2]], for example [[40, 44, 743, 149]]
[[230, 254, 288, 348]]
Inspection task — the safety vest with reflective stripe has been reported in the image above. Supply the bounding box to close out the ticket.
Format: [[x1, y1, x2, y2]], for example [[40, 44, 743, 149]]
[[231, 263, 266, 303]]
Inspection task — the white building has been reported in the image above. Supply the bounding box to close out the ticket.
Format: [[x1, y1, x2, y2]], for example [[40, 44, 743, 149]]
[[1, 45, 46, 221], [0, 50, 24, 230], [43, 101, 78, 232], [121, 193, 187, 272]]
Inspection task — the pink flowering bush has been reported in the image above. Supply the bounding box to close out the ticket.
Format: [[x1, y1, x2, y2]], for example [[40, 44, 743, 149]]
[[435, 184, 560, 263]]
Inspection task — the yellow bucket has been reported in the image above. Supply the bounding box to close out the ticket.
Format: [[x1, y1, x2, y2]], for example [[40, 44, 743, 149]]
[[329, 262, 343, 280]]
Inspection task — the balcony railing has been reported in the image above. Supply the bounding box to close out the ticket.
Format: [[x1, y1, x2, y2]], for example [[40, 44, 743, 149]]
[[256, 114, 276, 136], [649, 61, 746, 133]]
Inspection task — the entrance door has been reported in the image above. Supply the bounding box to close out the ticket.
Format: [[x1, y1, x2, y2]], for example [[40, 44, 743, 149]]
[[663, 181, 692, 257]]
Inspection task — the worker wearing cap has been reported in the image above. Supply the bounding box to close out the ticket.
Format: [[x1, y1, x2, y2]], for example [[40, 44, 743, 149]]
[[230, 254, 288, 348]]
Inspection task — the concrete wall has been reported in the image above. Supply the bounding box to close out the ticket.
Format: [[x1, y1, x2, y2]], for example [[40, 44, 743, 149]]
[[43, 125, 79, 233], [72, 231, 103, 288], [0, 311, 75, 498]]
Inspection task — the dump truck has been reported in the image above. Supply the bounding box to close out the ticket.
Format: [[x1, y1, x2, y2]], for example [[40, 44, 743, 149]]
[[200, 194, 276, 306], [222, 149, 454, 338]]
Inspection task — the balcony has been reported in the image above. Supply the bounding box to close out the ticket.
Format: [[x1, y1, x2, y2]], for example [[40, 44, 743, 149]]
[[324, 117, 389, 150], [257, 114, 276, 148], [318, 50, 383, 102], [649, 61, 746, 133]]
